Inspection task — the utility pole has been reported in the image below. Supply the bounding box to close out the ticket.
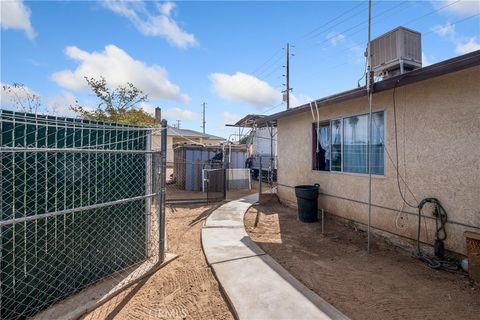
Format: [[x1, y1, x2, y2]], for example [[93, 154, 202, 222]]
[[286, 43, 290, 110], [176, 120, 181, 129], [201, 102, 206, 134], [283, 43, 293, 110], [367, 0, 373, 254]]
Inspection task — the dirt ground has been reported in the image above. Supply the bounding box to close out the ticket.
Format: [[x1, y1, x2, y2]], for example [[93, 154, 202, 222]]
[[244, 202, 480, 320], [165, 180, 269, 202], [82, 204, 234, 320]]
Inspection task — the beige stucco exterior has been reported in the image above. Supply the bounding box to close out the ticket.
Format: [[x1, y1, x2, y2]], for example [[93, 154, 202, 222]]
[[276, 66, 480, 255]]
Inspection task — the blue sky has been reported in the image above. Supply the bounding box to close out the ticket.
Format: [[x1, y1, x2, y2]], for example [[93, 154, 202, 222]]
[[1, 0, 479, 139]]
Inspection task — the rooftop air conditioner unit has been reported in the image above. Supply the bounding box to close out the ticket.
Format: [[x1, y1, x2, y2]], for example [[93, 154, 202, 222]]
[[370, 27, 422, 79]]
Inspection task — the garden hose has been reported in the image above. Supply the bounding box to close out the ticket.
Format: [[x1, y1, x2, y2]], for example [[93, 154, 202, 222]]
[[416, 198, 459, 271]]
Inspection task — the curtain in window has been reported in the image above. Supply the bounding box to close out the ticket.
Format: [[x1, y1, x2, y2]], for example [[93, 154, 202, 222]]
[[331, 120, 342, 171], [343, 112, 384, 174], [343, 114, 368, 173], [371, 112, 384, 174], [319, 126, 330, 169]]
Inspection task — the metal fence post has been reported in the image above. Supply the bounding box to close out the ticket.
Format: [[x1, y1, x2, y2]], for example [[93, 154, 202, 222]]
[[159, 120, 168, 259], [145, 132, 152, 257], [223, 161, 227, 200], [259, 157, 262, 197]]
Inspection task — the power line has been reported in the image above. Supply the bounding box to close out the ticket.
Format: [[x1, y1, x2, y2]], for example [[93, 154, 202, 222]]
[[422, 12, 480, 37], [308, 0, 462, 52], [255, 54, 284, 80], [305, 1, 378, 41], [263, 102, 285, 114], [308, 1, 408, 49], [251, 3, 369, 79], [251, 48, 283, 76], [400, 0, 461, 27], [258, 67, 282, 82], [298, 1, 367, 40], [299, 7, 478, 81], [223, 0, 468, 118], [250, 3, 369, 85]]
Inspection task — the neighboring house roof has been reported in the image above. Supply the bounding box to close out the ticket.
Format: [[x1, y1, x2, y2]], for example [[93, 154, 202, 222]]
[[166, 126, 225, 141], [226, 114, 276, 128], [232, 114, 266, 127], [258, 50, 480, 125]]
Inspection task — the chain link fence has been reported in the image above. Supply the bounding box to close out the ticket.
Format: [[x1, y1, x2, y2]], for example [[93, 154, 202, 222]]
[[164, 145, 257, 203], [0, 110, 165, 320], [165, 160, 225, 203], [251, 155, 277, 188]]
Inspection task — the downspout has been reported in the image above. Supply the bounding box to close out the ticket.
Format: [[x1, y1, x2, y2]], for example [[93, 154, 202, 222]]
[[314, 101, 320, 153], [309, 101, 315, 120]]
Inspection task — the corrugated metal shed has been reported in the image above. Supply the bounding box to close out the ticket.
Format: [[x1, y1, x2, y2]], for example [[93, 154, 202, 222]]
[[173, 144, 247, 191]]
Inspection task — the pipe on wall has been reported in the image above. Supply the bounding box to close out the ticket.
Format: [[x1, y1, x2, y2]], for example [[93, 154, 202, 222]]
[[276, 183, 480, 231]]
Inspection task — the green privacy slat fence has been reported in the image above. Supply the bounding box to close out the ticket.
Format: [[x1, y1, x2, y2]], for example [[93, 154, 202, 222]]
[[0, 110, 153, 320]]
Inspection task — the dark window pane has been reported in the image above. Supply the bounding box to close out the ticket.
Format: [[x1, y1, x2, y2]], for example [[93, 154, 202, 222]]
[[313, 124, 330, 171], [331, 119, 342, 171]]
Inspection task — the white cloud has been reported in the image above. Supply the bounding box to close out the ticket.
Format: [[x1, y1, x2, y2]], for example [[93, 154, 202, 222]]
[[432, 22, 456, 38], [430, 0, 479, 55], [422, 52, 435, 66], [209, 72, 281, 108], [163, 107, 200, 121], [290, 94, 313, 109], [431, 18, 480, 56], [455, 37, 480, 54], [158, 1, 175, 16], [327, 32, 346, 46], [45, 91, 78, 116], [0, 82, 40, 111], [434, 0, 480, 16], [137, 101, 156, 115], [102, 0, 197, 49], [222, 111, 241, 125], [137, 103, 199, 123], [0, 0, 36, 39], [51, 44, 190, 103]]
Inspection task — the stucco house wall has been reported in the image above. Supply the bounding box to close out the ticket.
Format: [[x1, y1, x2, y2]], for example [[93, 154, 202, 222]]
[[276, 66, 480, 255]]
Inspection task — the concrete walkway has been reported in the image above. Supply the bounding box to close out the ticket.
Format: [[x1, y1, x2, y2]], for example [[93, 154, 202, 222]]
[[201, 194, 349, 320]]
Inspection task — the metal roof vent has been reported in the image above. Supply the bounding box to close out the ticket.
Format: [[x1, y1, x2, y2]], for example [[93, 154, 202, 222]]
[[370, 27, 422, 79]]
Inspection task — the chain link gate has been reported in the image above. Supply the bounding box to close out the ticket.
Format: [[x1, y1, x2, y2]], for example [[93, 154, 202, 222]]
[[165, 145, 227, 204], [205, 168, 226, 203], [0, 110, 166, 320]]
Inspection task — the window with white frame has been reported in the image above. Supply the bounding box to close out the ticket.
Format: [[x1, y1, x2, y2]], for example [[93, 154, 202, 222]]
[[312, 111, 384, 175]]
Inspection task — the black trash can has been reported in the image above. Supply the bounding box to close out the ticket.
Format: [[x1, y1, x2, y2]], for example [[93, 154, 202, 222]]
[[294, 184, 320, 223]]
